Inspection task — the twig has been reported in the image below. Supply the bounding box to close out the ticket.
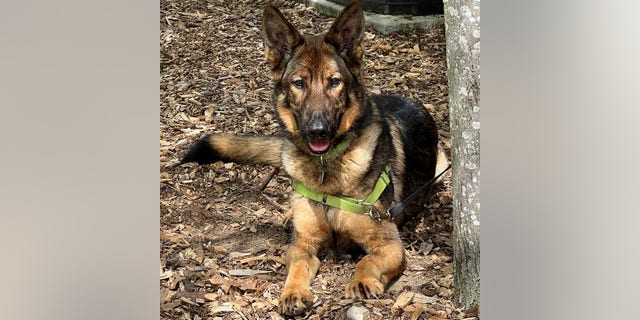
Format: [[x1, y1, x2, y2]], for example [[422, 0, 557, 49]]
[[261, 193, 286, 212], [256, 167, 279, 191], [163, 159, 181, 170], [235, 308, 249, 320]]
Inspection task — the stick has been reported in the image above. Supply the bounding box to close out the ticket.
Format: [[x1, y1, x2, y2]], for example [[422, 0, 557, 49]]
[[261, 193, 286, 212], [256, 167, 279, 191]]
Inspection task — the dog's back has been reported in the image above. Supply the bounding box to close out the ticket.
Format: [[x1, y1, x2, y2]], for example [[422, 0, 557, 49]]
[[371, 95, 440, 223]]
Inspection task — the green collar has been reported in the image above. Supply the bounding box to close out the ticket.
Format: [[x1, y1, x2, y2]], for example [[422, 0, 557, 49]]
[[292, 165, 391, 215], [320, 138, 353, 160]]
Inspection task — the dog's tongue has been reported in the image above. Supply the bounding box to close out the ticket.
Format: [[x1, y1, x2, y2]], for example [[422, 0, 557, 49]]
[[309, 141, 330, 153]]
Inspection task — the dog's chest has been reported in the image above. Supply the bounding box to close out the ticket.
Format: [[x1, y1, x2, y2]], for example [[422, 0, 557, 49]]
[[324, 207, 361, 233], [281, 128, 381, 197]]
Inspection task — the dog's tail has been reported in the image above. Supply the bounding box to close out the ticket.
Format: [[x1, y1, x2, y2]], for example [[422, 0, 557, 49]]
[[180, 134, 283, 167]]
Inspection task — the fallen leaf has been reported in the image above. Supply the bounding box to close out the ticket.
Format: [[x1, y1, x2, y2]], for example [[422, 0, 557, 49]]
[[393, 291, 414, 309], [208, 301, 235, 314], [228, 269, 272, 276], [413, 292, 438, 305], [204, 293, 218, 301], [411, 304, 425, 320]]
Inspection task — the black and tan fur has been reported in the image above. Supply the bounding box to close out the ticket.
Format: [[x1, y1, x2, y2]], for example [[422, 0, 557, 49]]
[[181, 1, 446, 316]]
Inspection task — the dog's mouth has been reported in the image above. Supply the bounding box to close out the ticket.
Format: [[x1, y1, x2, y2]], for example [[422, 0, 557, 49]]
[[308, 140, 331, 154], [301, 112, 334, 155]]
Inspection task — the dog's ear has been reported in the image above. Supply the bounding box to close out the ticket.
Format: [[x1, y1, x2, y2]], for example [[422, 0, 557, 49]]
[[262, 5, 303, 72], [325, 1, 365, 75]]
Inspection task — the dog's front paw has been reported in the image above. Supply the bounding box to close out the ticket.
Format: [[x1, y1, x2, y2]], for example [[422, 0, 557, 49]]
[[345, 277, 385, 300], [279, 285, 314, 316]]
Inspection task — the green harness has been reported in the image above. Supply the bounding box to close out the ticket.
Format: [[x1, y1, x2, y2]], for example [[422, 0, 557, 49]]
[[291, 138, 391, 215], [291, 140, 452, 219], [291, 164, 391, 215]]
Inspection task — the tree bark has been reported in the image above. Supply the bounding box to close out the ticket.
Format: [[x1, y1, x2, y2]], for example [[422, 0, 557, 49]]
[[443, 0, 480, 311]]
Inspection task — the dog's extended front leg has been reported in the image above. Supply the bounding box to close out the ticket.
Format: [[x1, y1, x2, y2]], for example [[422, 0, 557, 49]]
[[279, 240, 321, 316], [278, 197, 330, 316], [345, 220, 406, 300]]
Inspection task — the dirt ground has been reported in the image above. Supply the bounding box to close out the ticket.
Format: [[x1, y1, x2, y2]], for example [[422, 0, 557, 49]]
[[160, 0, 468, 319]]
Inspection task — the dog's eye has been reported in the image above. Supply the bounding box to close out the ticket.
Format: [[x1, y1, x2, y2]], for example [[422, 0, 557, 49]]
[[329, 77, 342, 88], [292, 79, 305, 89]]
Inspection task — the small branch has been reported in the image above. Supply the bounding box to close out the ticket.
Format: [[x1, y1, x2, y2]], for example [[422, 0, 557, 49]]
[[261, 193, 286, 212], [256, 167, 279, 191]]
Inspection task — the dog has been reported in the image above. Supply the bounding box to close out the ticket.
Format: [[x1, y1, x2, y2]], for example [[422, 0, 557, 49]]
[[180, 1, 446, 316]]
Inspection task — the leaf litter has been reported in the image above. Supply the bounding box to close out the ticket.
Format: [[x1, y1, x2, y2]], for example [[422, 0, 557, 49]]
[[161, 0, 472, 319]]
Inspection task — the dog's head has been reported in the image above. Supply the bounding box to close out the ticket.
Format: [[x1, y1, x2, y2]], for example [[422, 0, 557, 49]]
[[261, 1, 366, 155]]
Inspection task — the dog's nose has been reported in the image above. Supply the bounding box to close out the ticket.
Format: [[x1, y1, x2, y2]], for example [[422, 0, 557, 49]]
[[306, 112, 330, 138]]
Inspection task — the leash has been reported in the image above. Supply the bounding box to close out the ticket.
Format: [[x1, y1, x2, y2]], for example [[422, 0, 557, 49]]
[[384, 164, 451, 220]]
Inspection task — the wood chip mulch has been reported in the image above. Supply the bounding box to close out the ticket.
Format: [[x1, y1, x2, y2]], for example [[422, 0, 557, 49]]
[[161, 0, 471, 319]]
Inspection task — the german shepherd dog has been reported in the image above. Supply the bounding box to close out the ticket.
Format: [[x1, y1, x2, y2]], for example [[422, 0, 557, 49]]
[[181, 1, 446, 316]]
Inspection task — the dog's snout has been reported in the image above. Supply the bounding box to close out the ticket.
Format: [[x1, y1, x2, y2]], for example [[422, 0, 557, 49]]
[[306, 111, 330, 138], [307, 119, 328, 137]]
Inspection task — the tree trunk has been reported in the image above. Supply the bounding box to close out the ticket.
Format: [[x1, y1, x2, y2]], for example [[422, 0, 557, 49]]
[[443, 0, 480, 311]]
